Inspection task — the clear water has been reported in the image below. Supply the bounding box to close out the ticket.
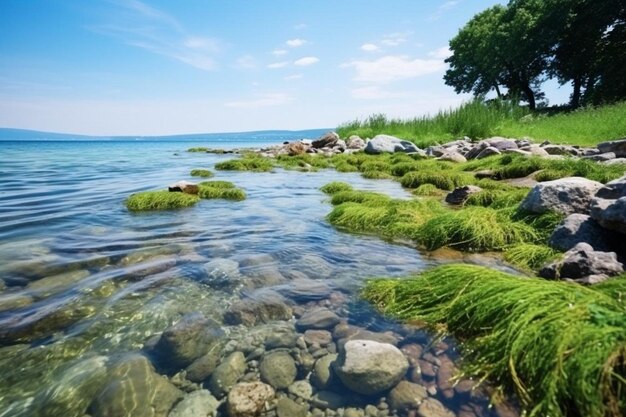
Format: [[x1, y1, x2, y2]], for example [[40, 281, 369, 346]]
[[0, 140, 513, 417]]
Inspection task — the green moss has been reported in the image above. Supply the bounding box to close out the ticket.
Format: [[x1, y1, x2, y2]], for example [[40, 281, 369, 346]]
[[198, 186, 246, 201], [535, 169, 568, 182], [330, 190, 391, 206], [190, 169, 214, 178], [215, 156, 273, 172], [359, 160, 392, 173], [362, 264, 626, 417], [464, 188, 529, 208], [361, 170, 394, 180], [125, 191, 199, 211], [198, 180, 235, 189], [334, 161, 359, 172], [412, 184, 444, 197], [320, 182, 353, 195], [504, 243, 560, 270], [187, 147, 208, 152], [417, 206, 539, 251], [390, 162, 421, 177], [275, 154, 331, 171], [400, 170, 473, 190]]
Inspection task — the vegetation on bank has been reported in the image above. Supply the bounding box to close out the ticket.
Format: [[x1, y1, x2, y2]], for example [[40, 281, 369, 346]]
[[336, 100, 626, 147], [125, 181, 246, 210], [362, 264, 626, 417], [190, 169, 214, 178]]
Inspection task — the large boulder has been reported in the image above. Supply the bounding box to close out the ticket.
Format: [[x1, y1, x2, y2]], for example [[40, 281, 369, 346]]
[[312, 132, 339, 149], [154, 312, 224, 368], [334, 340, 409, 395], [597, 138, 626, 157], [549, 214, 615, 252], [445, 185, 483, 205], [520, 177, 604, 216], [591, 175, 626, 236], [227, 382, 275, 417], [286, 142, 307, 156], [364, 135, 420, 155], [346, 135, 366, 150], [89, 354, 182, 417], [539, 242, 623, 283]]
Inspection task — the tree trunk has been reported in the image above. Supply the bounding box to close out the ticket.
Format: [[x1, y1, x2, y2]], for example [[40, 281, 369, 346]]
[[494, 84, 502, 99], [571, 78, 582, 108], [522, 83, 536, 110]]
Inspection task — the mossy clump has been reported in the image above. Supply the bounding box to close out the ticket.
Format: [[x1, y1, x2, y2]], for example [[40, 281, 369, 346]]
[[362, 264, 626, 417], [334, 161, 359, 172], [187, 147, 208, 152], [400, 170, 473, 191], [215, 156, 273, 172], [504, 243, 560, 270], [417, 206, 538, 251], [198, 180, 236, 189], [125, 191, 199, 211], [330, 190, 391, 206], [390, 162, 421, 177], [275, 154, 331, 171], [464, 188, 529, 208], [412, 184, 443, 197], [320, 182, 353, 195], [361, 170, 394, 180], [190, 169, 214, 178], [198, 181, 246, 201]]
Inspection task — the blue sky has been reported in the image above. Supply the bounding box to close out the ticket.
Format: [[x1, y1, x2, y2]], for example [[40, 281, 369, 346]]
[[0, 0, 572, 135]]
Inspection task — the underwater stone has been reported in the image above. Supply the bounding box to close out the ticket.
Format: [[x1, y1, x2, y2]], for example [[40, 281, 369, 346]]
[[226, 381, 275, 417], [259, 351, 297, 390], [388, 380, 428, 412], [168, 389, 219, 417], [276, 397, 308, 417], [224, 291, 292, 327], [208, 351, 247, 398], [295, 307, 340, 331], [311, 354, 338, 390]]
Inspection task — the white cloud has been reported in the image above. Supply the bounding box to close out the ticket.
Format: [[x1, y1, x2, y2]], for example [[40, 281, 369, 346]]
[[342, 55, 446, 83], [272, 49, 288, 56], [286, 38, 307, 48], [430, 1, 462, 20], [294, 57, 319, 66], [89, 0, 220, 71], [428, 47, 452, 59], [360, 43, 380, 52], [284, 74, 303, 81], [224, 93, 292, 109], [351, 86, 408, 100], [267, 61, 289, 69], [380, 32, 409, 47], [235, 55, 257, 69]]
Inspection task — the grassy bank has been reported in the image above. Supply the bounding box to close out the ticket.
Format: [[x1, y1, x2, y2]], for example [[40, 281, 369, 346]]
[[362, 264, 626, 417], [336, 101, 626, 148]]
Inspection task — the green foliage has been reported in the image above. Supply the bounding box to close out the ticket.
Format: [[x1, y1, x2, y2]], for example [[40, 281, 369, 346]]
[[417, 206, 539, 251], [197, 181, 246, 201], [275, 154, 330, 171], [362, 264, 626, 417], [504, 243, 560, 270], [412, 184, 443, 197], [361, 170, 394, 180], [214, 156, 273, 172], [198, 180, 235, 189], [330, 190, 390, 206], [187, 147, 208, 152], [400, 170, 473, 190], [334, 161, 359, 173], [320, 182, 353, 195], [464, 188, 529, 208], [534, 169, 566, 182], [125, 191, 199, 211], [190, 169, 214, 178]]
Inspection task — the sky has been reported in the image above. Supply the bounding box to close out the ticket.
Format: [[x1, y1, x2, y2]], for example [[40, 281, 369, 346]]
[[0, 0, 573, 136]]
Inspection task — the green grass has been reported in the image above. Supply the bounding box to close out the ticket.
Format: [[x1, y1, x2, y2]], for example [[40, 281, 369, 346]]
[[320, 182, 353, 195], [412, 184, 444, 197], [190, 169, 214, 178], [361, 170, 394, 179], [330, 190, 391, 206], [464, 188, 530, 209], [125, 191, 199, 211], [337, 100, 626, 147], [362, 264, 626, 417], [198, 181, 246, 201], [187, 147, 208, 152], [504, 243, 561, 270], [198, 180, 236, 189], [214, 155, 274, 172], [400, 170, 474, 190]]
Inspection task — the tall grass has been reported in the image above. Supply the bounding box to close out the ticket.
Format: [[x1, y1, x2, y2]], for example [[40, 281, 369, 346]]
[[362, 265, 626, 417], [336, 101, 626, 147]]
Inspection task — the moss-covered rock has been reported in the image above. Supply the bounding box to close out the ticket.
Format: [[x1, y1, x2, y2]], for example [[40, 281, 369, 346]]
[[190, 169, 214, 178], [125, 191, 199, 211], [198, 181, 246, 201]]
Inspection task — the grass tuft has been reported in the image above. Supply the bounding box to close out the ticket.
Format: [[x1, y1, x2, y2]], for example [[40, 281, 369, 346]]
[[412, 184, 444, 197], [198, 180, 236, 189], [504, 243, 561, 270], [215, 156, 273, 172], [125, 191, 199, 211], [320, 182, 353, 195], [362, 264, 626, 417], [190, 169, 214, 178], [330, 190, 390, 206], [400, 170, 473, 190], [198, 182, 246, 201]]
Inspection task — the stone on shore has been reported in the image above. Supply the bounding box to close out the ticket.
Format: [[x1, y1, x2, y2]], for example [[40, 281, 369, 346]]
[[520, 177, 604, 215], [445, 185, 483, 205], [364, 135, 420, 154], [169, 181, 199, 195], [334, 340, 409, 395], [346, 135, 366, 149], [539, 242, 623, 282], [227, 382, 275, 417], [312, 132, 340, 149], [597, 138, 626, 157], [549, 214, 614, 251], [590, 175, 626, 235]]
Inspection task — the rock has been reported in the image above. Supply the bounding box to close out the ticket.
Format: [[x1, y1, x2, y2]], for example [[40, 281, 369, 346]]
[[591, 197, 626, 235], [334, 340, 409, 395], [597, 138, 626, 157], [295, 307, 340, 331], [602, 158, 626, 165], [542, 144, 579, 156], [169, 181, 199, 195], [436, 355, 456, 400], [259, 351, 297, 390], [276, 397, 308, 417], [311, 354, 338, 390], [445, 185, 483, 205], [310, 390, 349, 409], [288, 380, 313, 400], [485, 137, 518, 151], [264, 327, 299, 349], [287, 142, 307, 156], [476, 146, 501, 159], [201, 258, 241, 290], [334, 325, 399, 350], [224, 292, 292, 326], [33, 356, 108, 417], [527, 145, 550, 157], [417, 398, 455, 417], [313, 132, 340, 149], [304, 329, 333, 347], [227, 382, 275, 417], [539, 242, 623, 281], [208, 351, 247, 398], [277, 279, 333, 302], [520, 177, 604, 216], [549, 214, 615, 251], [27, 269, 90, 297], [388, 380, 428, 412], [0, 292, 34, 312], [347, 135, 366, 149], [364, 134, 420, 155], [584, 152, 616, 162], [185, 344, 223, 382], [168, 390, 219, 417], [155, 312, 223, 368], [90, 354, 182, 417], [595, 175, 626, 200], [438, 151, 467, 163]]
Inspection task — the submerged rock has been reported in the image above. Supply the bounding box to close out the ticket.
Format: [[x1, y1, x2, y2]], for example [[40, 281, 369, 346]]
[[259, 351, 297, 389], [223, 291, 293, 326], [90, 354, 182, 417], [311, 353, 338, 390], [201, 258, 241, 290], [296, 307, 340, 331], [208, 351, 247, 398], [417, 398, 455, 417], [168, 390, 219, 417], [185, 344, 223, 382], [334, 340, 409, 395], [520, 177, 604, 215], [276, 397, 308, 417], [388, 380, 428, 412], [226, 381, 275, 417]]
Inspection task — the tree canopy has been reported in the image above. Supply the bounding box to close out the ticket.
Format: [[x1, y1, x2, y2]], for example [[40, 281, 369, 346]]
[[444, 0, 626, 109]]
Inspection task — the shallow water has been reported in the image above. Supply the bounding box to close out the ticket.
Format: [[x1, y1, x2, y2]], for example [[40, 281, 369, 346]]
[[0, 140, 515, 417]]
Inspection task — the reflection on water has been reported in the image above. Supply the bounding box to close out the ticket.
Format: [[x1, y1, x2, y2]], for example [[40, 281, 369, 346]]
[[0, 141, 516, 417]]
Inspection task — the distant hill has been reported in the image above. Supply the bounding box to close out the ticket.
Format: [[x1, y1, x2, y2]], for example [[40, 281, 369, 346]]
[[0, 128, 331, 141]]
